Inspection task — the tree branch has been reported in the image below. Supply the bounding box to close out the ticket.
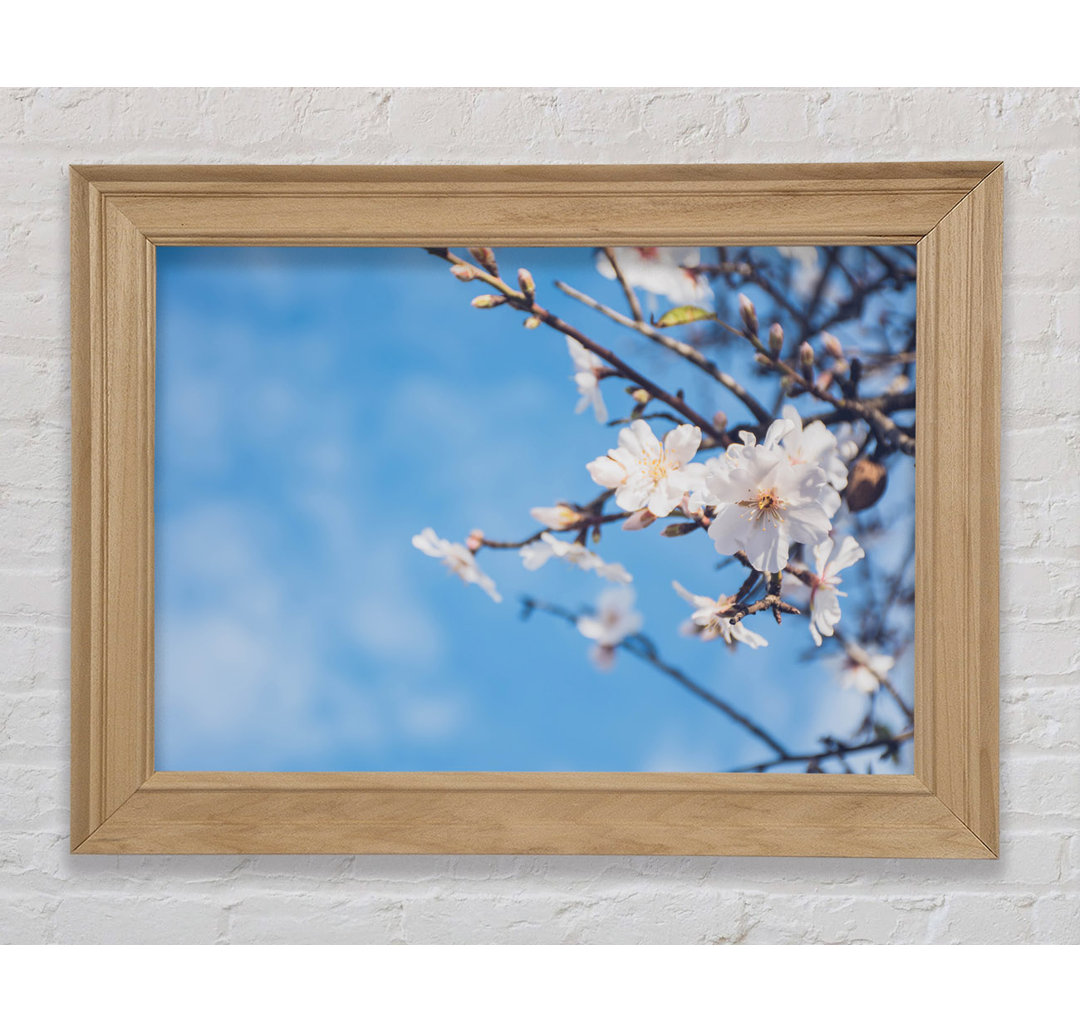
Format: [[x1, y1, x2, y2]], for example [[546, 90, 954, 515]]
[[833, 627, 914, 722], [554, 278, 774, 425], [713, 316, 916, 455], [521, 597, 792, 760], [601, 247, 645, 324], [732, 728, 914, 773], [430, 249, 721, 446]]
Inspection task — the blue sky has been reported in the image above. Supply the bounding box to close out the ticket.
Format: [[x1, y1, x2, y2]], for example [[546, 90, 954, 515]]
[[154, 245, 915, 772]]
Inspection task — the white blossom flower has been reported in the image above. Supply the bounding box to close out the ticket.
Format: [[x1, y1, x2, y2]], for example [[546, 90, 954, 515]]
[[576, 586, 643, 670], [596, 247, 713, 307], [671, 581, 768, 649], [778, 404, 857, 493], [520, 533, 632, 584], [530, 503, 580, 531], [807, 535, 864, 647], [587, 420, 705, 518], [699, 418, 836, 573], [411, 527, 501, 603], [566, 337, 608, 423], [830, 648, 895, 695]]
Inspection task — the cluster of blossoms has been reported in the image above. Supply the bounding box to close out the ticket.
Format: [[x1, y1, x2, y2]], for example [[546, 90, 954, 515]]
[[584, 406, 864, 653], [671, 582, 768, 650], [412, 246, 904, 699], [566, 337, 608, 423], [520, 533, 631, 584], [414, 404, 875, 678], [411, 528, 502, 604], [595, 247, 713, 307], [575, 586, 643, 670]]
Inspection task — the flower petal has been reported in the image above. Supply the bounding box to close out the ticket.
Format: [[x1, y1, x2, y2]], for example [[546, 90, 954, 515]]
[[706, 504, 749, 557], [645, 476, 684, 517], [762, 416, 795, 451], [587, 455, 627, 489], [411, 528, 446, 558], [614, 475, 653, 513], [740, 521, 789, 573], [663, 423, 702, 466], [829, 535, 865, 574]]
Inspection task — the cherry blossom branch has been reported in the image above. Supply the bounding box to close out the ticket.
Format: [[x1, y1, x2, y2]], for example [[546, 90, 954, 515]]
[[715, 316, 916, 456], [554, 278, 774, 426], [602, 247, 645, 324], [728, 595, 802, 625], [833, 627, 913, 722], [520, 597, 792, 760], [732, 728, 914, 773], [704, 258, 804, 325], [729, 389, 916, 439], [477, 510, 625, 550], [428, 248, 721, 446], [814, 248, 919, 340], [726, 571, 801, 626], [772, 549, 913, 723], [725, 562, 910, 725]]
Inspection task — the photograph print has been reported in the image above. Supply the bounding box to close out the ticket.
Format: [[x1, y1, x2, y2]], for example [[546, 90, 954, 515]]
[[154, 242, 917, 774]]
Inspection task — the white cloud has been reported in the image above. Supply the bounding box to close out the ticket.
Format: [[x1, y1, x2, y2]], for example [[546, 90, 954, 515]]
[[396, 692, 468, 741], [641, 726, 726, 773]]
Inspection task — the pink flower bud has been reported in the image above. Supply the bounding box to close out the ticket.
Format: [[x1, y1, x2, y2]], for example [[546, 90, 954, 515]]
[[768, 323, 784, 355], [471, 294, 506, 309], [465, 529, 485, 552], [822, 333, 844, 360], [450, 263, 476, 281], [622, 509, 657, 531], [712, 411, 728, 432], [591, 644, 616, 671], [799, 341, 815, 368], [738, 294, 759, 335], [468, 247, 498, 273], [517, 268, 535, 297]]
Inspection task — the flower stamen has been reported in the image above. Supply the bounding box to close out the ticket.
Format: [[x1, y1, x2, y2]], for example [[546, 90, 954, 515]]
[[737, 487, 787, 525]]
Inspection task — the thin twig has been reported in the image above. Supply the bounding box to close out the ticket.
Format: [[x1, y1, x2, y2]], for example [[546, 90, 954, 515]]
[[833, 627, 914, 722], [727, 390, 915, 440], [731, 728, 914, 773], [555, 279, 773, 425], [479, 511, 625, 550], [431, 249, 721, 445], [522, 597, 792, 759], [713, 317, 916, 455], [602, 247, 645, 324]]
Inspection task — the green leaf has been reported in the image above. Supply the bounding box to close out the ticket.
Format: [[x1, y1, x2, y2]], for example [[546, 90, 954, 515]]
[[655, 305, 715, 328]]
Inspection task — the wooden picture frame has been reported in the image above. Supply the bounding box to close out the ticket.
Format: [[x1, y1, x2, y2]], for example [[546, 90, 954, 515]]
[[70, 163, 1001, 857]]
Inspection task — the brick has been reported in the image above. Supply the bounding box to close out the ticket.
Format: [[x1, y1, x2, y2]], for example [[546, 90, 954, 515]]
[[1032, 894, 1080, 942], [1003, 686, 1080, 751], [53, 894, 228, 944], [741, 893, 945, 944], [1001, 756, 1080, 820], [227, 891, 406, 945], [937, 893, 1038, 943]]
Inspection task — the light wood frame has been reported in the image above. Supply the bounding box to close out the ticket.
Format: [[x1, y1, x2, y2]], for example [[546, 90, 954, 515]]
[[70, 163, 1001, 857]]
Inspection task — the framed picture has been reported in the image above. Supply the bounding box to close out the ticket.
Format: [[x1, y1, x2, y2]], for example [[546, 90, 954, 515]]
[[70, 163, 1000, 856]]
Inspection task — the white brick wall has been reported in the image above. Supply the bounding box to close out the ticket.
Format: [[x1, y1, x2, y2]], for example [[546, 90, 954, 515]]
[[1, 87, 1077, 944]]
